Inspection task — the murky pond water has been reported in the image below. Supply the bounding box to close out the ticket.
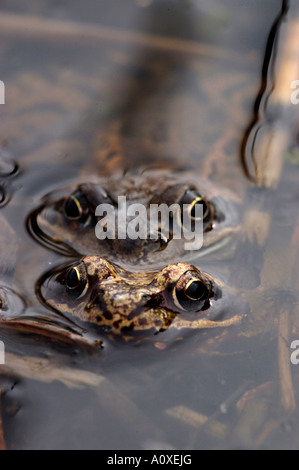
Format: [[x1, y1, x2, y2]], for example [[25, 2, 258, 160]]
[[1, 0, 299, 450]]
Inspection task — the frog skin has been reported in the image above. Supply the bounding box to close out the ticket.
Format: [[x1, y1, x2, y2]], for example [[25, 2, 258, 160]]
[[39, 255, 243, 340], [30, 169, 241, 268]]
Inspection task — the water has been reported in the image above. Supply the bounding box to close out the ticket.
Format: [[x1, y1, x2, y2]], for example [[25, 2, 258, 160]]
[[1, 0, 299, 450]]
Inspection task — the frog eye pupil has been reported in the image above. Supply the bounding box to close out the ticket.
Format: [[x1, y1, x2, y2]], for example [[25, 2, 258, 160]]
[[173, 272, 211, 312], [185, 280, 207, 301], [66, 267, 81, 290], [64, 196, 82, 220], [190, 198, 208, 220], [178, 190, 212, 227], [65, 265, 89, 299]]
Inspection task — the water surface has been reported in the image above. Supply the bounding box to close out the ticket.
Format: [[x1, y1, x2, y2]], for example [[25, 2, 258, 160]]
[[1, 0, 299, 450]]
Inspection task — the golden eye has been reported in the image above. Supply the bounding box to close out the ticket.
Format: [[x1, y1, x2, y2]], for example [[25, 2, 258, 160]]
[[65, 264, 89, 299], [63, 191, 93, 227], [64, 195, 83, 220], [184, 279, 207, 300], [173, 272, 210, 311], [177, 189, 215, 231], [188, 196, 209, 221]]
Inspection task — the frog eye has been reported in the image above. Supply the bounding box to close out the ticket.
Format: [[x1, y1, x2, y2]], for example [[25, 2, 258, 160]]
[[63, 192, 92, 227], [184, 279, 207, 300], [173, 272, 210, 311], [178, 190, 215, 230], [188, 196, 209, 221], [65, 264, 89, 299]]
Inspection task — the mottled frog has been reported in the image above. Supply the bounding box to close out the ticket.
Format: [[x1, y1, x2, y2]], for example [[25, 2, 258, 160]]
[[39, 255, 242, 340], [30, 169, 241, 268]]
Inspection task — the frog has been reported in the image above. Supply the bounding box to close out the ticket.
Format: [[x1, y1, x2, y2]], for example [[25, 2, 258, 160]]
[[39, 255, 243, 341], [29, 168, 241, 268], [0, 213, 100, 352]]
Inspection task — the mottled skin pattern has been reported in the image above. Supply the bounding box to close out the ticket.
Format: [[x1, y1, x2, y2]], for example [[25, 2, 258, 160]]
[[32, 169, 241, 268], [41, 256, 242, 339]]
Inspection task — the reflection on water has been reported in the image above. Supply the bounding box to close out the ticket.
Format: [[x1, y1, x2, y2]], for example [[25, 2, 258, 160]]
[[0, 0, 299, 450], [0, 150, 18, 177], [0, 151, 18, 209], [241, 0, 298, 188]]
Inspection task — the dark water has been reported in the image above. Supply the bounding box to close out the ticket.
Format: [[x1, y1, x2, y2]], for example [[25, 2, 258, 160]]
[[1, 0, 299, 450]]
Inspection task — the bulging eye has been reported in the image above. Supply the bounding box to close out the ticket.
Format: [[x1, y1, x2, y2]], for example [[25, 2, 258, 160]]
[[64, 196, 82, 219], [178, 189, 215, 231], [173, 271, 211, 311], [63, 191, 93, 227], [65, 263, 89, 299], [189, 196, 209, 221], [184, 279, 207, 300]]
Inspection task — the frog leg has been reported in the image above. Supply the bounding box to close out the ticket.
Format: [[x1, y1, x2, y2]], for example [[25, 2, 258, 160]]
[[173, 314, 243, 330]]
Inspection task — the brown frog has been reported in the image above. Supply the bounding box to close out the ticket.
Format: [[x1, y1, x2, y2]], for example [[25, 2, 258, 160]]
[[0, 211, 101, 352], [29, 168, 241, 268], [39, 255, 243, 340]]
